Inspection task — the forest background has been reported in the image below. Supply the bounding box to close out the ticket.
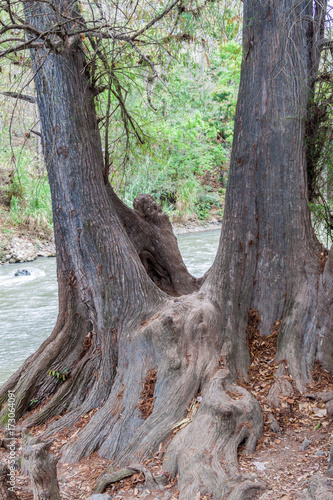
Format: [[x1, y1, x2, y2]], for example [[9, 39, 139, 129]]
[[0, 0, 332, 254], [0, 1, 242, 250], [0, 1, 256, 254]]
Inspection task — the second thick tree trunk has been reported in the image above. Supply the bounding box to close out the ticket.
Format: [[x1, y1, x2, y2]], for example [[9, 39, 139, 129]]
[[205, 0, 327, 386]]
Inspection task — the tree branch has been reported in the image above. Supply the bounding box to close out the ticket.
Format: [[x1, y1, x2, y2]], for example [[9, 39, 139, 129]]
[[0, 38, 54, 58], [30, 129, 42, 137], [129, 0, 181, 40], [127, 40, 158, 110], [318, 38, 333, 51], [0, 91, 35, 103]]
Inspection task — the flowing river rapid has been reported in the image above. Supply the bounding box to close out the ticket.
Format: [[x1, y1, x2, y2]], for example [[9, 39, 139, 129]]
[[0, 229, 221, 385]]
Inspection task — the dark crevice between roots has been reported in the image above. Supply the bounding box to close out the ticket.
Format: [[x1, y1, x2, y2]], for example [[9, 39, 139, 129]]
[[78, 331, 94, 361], [242, 311, 292, 429], [171, 393, 202, 435], [105, 471, 145, 496], [319, 246, 329, 274], [246, 309, 280, 364], [94, 458, 175, 496], [311, 361, 333, 391], [139, 251, 180, 297], [242, 312, 328, 432], [246, 308, 262, 362], [162, 367, 264, 499], [138, 368, 157, 419], [237, 436, 249, 461]]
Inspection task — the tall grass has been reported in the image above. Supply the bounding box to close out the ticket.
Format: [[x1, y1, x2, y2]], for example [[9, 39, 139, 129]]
[[0, 145, 53, 237]]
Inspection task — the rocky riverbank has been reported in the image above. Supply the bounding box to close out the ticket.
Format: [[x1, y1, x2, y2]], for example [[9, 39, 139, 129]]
[[0, 201, 56, 264], [0, 217, 222, 265], [0, 235, 55, 264], [173, 217, 222, 235]]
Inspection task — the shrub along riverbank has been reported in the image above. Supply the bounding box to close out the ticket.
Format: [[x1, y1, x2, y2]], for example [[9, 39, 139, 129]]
[[0, 165, 224, 264]]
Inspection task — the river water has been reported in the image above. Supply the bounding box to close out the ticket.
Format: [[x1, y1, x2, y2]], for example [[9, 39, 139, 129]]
[[0, 229, 221, 385]]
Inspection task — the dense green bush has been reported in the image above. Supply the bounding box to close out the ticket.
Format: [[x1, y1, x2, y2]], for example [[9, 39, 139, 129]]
[[1, 4, 242, 228], [106, 36, 241, 221]]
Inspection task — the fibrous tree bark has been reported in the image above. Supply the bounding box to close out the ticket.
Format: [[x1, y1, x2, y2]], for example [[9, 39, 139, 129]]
[[23, 441, 61, 500], [0, 463, 19, 500], [1, 1, 333, 499], [107, 188, 203, 296], [210, 0, 330, 387]]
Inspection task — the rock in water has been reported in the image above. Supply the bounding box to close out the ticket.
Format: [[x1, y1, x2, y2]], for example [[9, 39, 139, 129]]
[[14, 269, 31, 276]]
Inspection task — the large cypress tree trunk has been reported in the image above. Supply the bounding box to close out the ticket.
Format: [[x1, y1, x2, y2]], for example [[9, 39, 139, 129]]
[[1, 1, 333, 499], [0, 21, 159, 423], [0, 0, 168, 428], [0, 0, 199, 425], [206, 0, 327, 387]]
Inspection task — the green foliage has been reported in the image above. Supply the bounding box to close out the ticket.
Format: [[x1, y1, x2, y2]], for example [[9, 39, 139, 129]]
[[306, 40, 333, 246], [211, 40, 242, 143], [84, 1, 242, 220], [195, 201, 211, 220], [176, 177, 202, 218], [107, 33, 241, 220], [1, 147, 53, 234], [0, 1, 242, 225], [48, 366, 70, 383], [195, 189, 223, 220], [310, 201, 333, 247]]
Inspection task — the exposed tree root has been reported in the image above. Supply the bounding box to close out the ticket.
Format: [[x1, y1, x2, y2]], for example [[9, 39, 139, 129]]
[[3, 287, 332, 499], [94, 463, 158, 494], [0, 463, 19, 499], [2, 268, 332, 500], [91, 367, 264, 499], [163, 369, 264, 499], [299, 474, 333, 499], [5, 281, 332, 499], [0, 310, 104, 426], [8, 296, 253, 498], [23, 441, 61, 500], [0, 219, 332, 500]]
